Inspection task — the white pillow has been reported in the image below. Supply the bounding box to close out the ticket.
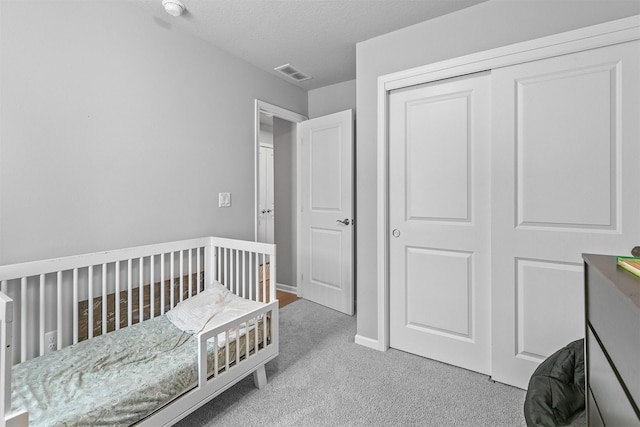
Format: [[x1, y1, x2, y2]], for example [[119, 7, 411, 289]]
[[166, 281, 232, 334]]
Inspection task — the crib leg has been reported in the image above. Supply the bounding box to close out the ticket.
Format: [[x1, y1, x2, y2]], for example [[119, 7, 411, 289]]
[[253, 364, 267, 389]]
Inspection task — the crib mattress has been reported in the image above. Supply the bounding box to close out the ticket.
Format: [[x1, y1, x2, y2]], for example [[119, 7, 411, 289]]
[[11, 313, 266, 426]]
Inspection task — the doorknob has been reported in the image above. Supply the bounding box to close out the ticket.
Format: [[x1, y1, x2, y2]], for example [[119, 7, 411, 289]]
[[632, 246, 640, 257], [336, 218, 350, 226]]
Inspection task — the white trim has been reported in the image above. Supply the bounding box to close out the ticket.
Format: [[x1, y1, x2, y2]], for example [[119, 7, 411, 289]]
[[295, 122, 303, 299], [275, 283, 297, 294], [375, 15, 640, 351], [253, 100, 307, 300], [383, 15, 640, 92], [254, 100, 307, 243], [354, 334, 383, 351], [376, 76, 390, 352]]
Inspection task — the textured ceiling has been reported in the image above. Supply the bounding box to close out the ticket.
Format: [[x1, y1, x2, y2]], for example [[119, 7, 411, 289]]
[[132, 0, 487, 90]]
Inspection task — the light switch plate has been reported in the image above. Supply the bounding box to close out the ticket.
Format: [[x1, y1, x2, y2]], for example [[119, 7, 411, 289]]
[[218, 192, 231, 207]]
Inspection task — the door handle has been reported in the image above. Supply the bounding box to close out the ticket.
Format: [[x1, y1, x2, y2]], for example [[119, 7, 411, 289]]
[[336, 218, 350, 226]]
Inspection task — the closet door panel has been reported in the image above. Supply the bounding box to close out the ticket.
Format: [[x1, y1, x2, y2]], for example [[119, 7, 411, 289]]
[[517, 67, 614, 228], [492, 40, 640, 389], [389, 72, 492, 375]]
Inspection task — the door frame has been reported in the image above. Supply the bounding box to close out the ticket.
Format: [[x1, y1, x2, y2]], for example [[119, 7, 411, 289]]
[[254, 100, 307, 295], [371, 16, 640, 352]]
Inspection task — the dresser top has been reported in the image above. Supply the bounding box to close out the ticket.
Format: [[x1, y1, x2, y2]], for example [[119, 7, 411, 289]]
[[583, 253, 640, 309]]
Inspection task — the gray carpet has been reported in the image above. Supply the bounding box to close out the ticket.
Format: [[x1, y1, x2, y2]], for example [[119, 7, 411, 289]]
[[175, 299, 526, 427]]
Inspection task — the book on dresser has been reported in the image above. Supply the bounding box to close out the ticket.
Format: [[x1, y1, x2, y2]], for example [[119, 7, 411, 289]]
[[616, 256, 640, 278]]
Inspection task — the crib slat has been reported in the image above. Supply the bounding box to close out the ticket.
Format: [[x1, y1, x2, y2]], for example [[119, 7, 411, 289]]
[[269, 253, 276, 304], [0, 280, 6, 294], [235, 249, 240, 294], [179, 251, 184, 303], [230, 250, 235, 293], [261, 255, 266, 303], [196, 249, 201, 294], [88, 266, 94, 340], [39, 274, 45, 357], [21, 277, 27, 362], [115, 261, 120, 331], [224, 248, 228, 288], [245, 319, 250, 360], [102, 264, 107, 335], [225, 330, 230, 372], [170, 252, 175, 309], [255, 313, 259, 353], [73, 268, 79, 344], [188, 249, 192, 298], [217, 247, 222, 284], [57, 271, 62, 350], [150, 255, 155, 319], [252, 253, 257, 301], [241, 251, 246, 299], [263, 309, 268, 351], [160, 253, 166, 315], [213, 335, 219, 379], [139, 257, 144, 323], [127, 259, 133, 327], [236, 323, 240, 365]]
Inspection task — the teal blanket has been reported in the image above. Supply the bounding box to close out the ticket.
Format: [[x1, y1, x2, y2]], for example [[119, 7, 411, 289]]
[[11, 315, 260, 426]]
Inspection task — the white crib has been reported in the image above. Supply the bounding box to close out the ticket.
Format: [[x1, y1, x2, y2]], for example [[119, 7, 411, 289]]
[[0, 236, 278, 426]]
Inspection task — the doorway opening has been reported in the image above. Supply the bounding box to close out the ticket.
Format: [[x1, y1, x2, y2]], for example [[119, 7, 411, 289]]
[[254, 100, 307, 298]]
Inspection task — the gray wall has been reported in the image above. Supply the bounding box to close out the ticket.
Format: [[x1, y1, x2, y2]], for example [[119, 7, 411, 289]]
[[0, 1, 307, 264], [308, 80, 356, 119], [273, 118, 297, 288], [355, 0, 640, 341]]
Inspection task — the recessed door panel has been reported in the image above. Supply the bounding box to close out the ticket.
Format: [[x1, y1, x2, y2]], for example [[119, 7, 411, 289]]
[[310, 126, 342, 212], [310, 228, 342, 290], [406, 95, 470, 222], [517, 66, 616, 229], [516, 259, 584, 360], [406, 247, 471, 338]]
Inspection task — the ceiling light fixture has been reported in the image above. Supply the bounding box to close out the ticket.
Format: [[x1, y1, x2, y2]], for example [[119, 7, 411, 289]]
[[162, 0, 185, 17]]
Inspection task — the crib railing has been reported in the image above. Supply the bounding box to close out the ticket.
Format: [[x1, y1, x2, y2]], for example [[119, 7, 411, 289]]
[[0, 237, 276, 366]]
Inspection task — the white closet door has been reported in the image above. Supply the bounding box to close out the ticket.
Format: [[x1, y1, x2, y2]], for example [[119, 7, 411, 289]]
[[491, 40, 640, 389], [389, 73, 492, 374]]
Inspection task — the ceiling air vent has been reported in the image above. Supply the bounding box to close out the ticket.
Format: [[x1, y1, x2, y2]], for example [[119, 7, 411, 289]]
[[274, 64, 312, 82]]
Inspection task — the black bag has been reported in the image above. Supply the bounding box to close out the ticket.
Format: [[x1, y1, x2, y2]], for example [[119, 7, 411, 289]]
[[524, 339, 586, 427]]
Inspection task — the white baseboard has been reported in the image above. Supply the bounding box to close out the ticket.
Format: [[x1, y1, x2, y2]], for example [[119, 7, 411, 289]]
[[275, 283, 297, 294], [355, 334, 384, 351]]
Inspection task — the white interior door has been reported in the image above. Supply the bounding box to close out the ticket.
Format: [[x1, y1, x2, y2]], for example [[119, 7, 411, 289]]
[[300, 110, 354, 315], [258, 145, 274, 244], [389, 73, 492, 374], [491, 40, 640, 388]]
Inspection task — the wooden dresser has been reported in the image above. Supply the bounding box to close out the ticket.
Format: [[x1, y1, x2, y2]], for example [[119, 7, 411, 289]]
[[583, 254, 640, 426]]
